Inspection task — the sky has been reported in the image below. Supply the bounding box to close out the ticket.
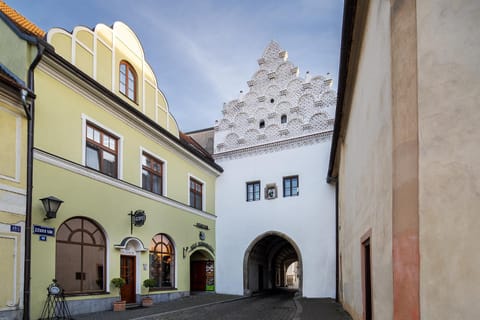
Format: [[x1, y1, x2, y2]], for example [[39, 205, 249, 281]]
[[8, 0, 344, 132]]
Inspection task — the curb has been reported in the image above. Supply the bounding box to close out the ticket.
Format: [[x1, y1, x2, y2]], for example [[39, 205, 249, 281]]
[[293, 296, 303, 320], [131, 295, 251, 320]]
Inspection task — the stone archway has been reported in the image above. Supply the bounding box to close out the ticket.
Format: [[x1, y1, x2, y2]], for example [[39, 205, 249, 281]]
[[243, 231, 302, 296]]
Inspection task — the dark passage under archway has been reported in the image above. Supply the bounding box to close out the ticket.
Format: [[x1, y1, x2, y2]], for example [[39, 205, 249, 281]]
[[243, 232, 302, 295]]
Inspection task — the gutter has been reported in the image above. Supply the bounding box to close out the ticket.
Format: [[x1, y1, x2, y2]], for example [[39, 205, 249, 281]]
[[326, 0, 357, 184], [326, 0, 358, 303], [23, 41, 45, 320]]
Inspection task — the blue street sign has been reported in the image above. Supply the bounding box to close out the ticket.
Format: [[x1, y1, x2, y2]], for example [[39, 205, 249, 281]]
[[10, 225, 21, 233], [33, 225, 55, 237], [39, 235, 47, 241]]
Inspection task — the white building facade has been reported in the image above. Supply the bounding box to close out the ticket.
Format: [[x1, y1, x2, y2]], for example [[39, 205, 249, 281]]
[[214, 42, 336, 298]]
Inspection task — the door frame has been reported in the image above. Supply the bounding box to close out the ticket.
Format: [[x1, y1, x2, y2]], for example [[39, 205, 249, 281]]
[[120, 255, 136, 303]]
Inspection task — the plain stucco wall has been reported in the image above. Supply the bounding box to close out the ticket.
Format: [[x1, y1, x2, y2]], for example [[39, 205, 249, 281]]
[[417, 1, 480, 319], [338, 1, 393, 319], [215, 139, 336, 298]]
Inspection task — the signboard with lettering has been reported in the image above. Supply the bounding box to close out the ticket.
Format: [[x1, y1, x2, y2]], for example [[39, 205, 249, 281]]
[[10, 225, 21, 233], [33, 225, 55, 237]]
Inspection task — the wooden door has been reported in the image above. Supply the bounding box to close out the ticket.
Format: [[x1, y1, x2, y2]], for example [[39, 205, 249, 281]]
[[120, 255, 136, 303], [190, 261, 207, 291]]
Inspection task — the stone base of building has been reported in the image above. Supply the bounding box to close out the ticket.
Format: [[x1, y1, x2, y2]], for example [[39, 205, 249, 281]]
[[0, 308, 23, 320]]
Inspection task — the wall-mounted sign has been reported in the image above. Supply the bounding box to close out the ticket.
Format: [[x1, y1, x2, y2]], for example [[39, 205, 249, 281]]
[[129, 210, 146, 234], [39, 235, 47, 241], [10, 225, 21, 233], [33, 225, 55, 237], [199, 231, 206, 241], [194, 222, 209, 230]]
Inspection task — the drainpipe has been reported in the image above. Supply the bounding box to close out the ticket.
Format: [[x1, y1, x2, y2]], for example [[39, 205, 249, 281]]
[[23, 42, 45, 320]]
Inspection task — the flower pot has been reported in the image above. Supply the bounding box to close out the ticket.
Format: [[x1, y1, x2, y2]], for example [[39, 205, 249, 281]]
[[113, 300, 126, 312], [142, 297, 154, 307]]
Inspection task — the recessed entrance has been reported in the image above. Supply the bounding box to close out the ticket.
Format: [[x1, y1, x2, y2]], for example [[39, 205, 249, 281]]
[[120, 255, 136, 303], [243, 231, 302, 295], [190, 250, 215, 292]]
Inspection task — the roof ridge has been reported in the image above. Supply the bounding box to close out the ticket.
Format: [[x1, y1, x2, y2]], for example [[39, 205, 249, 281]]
[[0, 1, 45, 38]]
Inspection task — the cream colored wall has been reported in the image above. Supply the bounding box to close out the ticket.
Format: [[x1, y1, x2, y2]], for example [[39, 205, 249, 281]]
[[417, 1, 480, 319], [338, 1, 393, 319], [30, 160, 216, 318], [47, 22, 179, 137], [34, 67, 216, 212]]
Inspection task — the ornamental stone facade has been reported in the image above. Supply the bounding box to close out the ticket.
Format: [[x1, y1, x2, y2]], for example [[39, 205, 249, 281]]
[[214, 42, 337, 298], [214, 41, 336, 154]]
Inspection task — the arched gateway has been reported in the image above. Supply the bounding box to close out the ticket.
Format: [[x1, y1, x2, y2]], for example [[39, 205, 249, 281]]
[[243, 231, 302, 295]]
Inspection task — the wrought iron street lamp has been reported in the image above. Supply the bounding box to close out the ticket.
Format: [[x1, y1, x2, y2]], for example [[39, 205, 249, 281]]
[[40, 196, 63, 220]]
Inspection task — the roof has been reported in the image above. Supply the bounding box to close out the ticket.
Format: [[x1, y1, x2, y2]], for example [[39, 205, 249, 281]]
[[0, 1, 45, 38], [180, 132, 214, 159]]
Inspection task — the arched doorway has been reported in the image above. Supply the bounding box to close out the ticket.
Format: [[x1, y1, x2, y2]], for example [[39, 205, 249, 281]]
[[243, 231, 302, 296], [190, 249, 215, 292]]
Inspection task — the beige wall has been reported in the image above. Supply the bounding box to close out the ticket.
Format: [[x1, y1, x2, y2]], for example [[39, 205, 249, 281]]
[[417, 1, 480, 319], [338, 1, 393, 319]]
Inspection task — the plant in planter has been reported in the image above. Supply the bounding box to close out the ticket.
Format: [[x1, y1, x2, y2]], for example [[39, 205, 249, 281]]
[[111, 277, 126, 312], [142, 279, 156, 307]]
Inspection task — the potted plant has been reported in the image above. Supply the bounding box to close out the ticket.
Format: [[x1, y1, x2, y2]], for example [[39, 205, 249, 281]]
[[111, 277, 126, 311], [142, 279, 156, 307]]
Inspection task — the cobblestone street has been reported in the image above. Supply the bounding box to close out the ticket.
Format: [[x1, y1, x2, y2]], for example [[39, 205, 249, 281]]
[[146, 290, 296, 320]]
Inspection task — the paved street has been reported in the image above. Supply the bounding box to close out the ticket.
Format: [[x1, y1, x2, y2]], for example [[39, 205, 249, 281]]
[[75, 290, 352, 320], [145, 290, 296, 320]]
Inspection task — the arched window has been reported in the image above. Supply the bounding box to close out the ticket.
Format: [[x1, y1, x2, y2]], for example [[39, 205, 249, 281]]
[[149, 234, 175, 288], [281, 114, 287, 124], [119, 60, 137, 101], [56, 217, 106, 294]]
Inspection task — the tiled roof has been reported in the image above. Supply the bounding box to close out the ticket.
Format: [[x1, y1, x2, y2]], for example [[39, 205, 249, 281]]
[[0, 1, 45, 38]]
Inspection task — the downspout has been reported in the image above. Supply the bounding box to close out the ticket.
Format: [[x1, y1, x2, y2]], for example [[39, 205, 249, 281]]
[[23, 42, 45, 320], [335, 180, 339, 302]]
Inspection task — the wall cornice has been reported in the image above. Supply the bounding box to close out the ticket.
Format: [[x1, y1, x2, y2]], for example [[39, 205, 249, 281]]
[[33, 148, 217, 221], [214, 131, 332, 161]]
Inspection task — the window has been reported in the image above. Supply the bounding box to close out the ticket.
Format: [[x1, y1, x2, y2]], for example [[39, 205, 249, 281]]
[[86, 123, 118, 178], [281, 114, 287, 124], [56, 217, 106, 294], [142, 152, 163, 195], [119, 60, 136, 101], [189, 178, 203, 210], [246, 181, 261, 201], [259, 120, 265, 129], [149, 234, 174, 288], [283, 175, 299, 197]]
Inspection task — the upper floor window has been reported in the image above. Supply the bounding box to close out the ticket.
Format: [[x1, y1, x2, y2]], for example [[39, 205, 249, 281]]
[[86, 123, 118, 178], [142, 152, 163, 195], [119, 61, 137, 102], [283, 175, 299, 197], [281, 114, 287, 124], [189, 178, 203, 210], [246, 181, 261, 202], [259, 120, 265, 129]]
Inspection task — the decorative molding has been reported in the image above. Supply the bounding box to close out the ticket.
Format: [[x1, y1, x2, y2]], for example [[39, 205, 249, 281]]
[[37, 59, 221, 176], [214, 131, 332, 161], [34, 149, 217, 221]]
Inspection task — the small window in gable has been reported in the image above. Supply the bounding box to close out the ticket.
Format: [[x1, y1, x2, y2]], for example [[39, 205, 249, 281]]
[[119, 60, 137, 102], [281, 114, 287, 124], [259, 120, 265, 129]]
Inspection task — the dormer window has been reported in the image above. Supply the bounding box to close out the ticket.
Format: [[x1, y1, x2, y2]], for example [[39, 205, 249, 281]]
[[119, 60, 137, 102]]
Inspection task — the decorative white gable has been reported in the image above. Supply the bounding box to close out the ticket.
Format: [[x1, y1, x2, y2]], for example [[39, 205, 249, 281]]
[[214, 41, 336, 154]]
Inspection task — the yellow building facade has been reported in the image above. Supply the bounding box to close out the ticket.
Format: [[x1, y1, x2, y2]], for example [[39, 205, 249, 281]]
[[2, 3, 223, 318], [15, 19, 221, 319], [0, 3, 43, 318]]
